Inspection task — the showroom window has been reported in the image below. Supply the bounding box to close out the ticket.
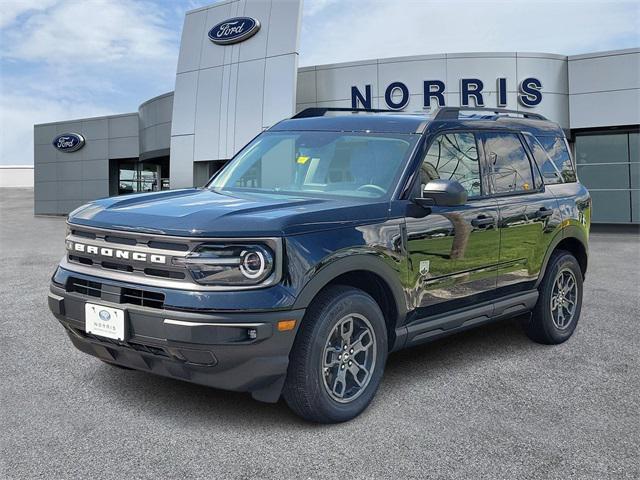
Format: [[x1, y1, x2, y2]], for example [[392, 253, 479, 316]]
[[574, 132, 639, 223]]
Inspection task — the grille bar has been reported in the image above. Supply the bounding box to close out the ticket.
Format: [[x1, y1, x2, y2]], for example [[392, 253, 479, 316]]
[[67, 277, 165, 309]]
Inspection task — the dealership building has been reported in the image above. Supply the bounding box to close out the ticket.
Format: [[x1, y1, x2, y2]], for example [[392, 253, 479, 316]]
[[33, 0, 639, 223]]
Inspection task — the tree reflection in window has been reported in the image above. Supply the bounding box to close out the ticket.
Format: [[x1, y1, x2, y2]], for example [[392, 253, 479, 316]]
[[483, 133, 534, 193], [422, 132, 481, 196]]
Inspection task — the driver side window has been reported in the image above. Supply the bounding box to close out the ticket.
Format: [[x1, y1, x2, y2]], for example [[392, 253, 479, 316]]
[[421, 132, 482, 197]]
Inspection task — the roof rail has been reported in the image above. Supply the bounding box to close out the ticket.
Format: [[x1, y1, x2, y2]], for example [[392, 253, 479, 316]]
[[293, 107, 395, 119], [432, 106, 547, 121]]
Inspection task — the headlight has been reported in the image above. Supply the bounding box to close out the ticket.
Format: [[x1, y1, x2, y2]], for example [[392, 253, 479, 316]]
[[173, 244, 275, 286]]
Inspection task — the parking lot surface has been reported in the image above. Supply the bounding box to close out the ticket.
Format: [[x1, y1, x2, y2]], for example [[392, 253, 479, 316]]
[[1, 188, 638, 479]]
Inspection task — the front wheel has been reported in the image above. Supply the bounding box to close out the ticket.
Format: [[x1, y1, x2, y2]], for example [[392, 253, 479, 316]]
[[526, 251, 583, 344], [283, 285, 388, 423]]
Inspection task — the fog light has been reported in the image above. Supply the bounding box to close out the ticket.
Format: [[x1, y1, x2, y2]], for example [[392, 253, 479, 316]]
[[247, 328, 258, 340]]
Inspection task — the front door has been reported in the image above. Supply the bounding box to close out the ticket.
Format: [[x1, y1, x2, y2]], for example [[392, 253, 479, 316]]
[[405, 131, 500, 318]]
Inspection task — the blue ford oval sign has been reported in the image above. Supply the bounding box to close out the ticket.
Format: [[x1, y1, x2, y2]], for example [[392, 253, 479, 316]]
[[208, 17, 260, 45], [53, 133, 85, 153]]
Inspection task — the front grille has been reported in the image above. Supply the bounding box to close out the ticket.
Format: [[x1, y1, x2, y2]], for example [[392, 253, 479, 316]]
[[147, 240, 189, 252], [102, 261, 133, 272], [71, 229, 96, 240], [67, 277, 165, 309], [66, 227, 193, 284], [64, 225, 281, 290], [69, 255, 93, 266], [105, 235, 137, 246], [122, 287, 165, 309], [68, 278, 101, 297]]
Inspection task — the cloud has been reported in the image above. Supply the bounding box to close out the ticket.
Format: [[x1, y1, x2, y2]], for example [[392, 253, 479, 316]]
[[299, 0, 640, 66], [304, 0, 343, 16], [0, 93, 112, 169], [2, 0, 176, 64], [0, 0, 186, 166], [0, 0, 58, 29]]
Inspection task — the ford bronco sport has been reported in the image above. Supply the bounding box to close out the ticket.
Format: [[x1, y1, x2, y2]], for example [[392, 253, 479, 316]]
[[49, 107, 590, 423]]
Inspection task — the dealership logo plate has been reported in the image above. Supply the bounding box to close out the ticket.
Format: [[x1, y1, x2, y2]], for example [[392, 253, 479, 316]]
[[208, 17, 260, 45], [85, 303, 125, 341]]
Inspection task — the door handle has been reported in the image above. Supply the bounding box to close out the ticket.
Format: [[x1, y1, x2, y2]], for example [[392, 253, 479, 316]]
[[535, 207, 554, 219], [471, 215, 495, 228]]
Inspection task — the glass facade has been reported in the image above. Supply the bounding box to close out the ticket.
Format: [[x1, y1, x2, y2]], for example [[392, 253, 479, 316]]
[[575, 132, 639, 223], [112, 158, 170, 196]]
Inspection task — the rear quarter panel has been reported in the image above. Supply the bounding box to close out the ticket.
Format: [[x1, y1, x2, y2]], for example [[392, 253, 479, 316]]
[[547, 182, 591, 244]]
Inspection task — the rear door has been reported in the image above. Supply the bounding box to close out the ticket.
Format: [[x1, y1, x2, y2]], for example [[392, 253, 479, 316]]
[[405, 131, 500, 318], [479, 131, 561, 296]]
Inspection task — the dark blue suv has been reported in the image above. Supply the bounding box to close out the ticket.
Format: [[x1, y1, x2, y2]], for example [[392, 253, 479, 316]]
[[49, 107, 591, 423]]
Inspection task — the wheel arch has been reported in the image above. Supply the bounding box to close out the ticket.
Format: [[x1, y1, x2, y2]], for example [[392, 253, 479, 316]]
[[292, 255, 408, 351], [536, 226, 588, 287]]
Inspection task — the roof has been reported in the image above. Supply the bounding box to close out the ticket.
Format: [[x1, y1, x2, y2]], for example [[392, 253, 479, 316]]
[[271, 112, 428, 134], [270, 107, 565, 137]]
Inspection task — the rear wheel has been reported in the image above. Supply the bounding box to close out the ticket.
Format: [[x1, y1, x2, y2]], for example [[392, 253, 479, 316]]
[[283, 285, 387, 423], [526, 251, 583, 344]]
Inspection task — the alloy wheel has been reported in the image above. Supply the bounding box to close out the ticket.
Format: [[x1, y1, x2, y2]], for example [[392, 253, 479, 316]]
[[321, 313, 377, 403], [550, 268, 578, 330]]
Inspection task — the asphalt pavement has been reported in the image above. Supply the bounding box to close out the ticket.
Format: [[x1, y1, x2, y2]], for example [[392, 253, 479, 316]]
[[1, 188, 638, 479]]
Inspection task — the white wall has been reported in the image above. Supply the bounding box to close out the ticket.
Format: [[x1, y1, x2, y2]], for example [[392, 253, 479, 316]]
[[568, 48, 640, 129], [0, 166, 34, 188], [170, 0, 303, 189], [297, 52, 570, 127]]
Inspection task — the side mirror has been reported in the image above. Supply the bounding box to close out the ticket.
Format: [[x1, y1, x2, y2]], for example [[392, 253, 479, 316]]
[[414, 179, 467, 207]]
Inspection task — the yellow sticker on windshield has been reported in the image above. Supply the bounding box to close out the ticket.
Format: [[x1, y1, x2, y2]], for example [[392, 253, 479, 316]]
[[296, 156, 310, 165]]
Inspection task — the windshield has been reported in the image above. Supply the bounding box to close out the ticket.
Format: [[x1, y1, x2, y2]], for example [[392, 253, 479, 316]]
[[208, 131, 418, 199]]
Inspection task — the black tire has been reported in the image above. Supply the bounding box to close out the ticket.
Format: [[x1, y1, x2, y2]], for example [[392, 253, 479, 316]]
[[526, 250, 583, 344], [283, 285, 388, 423]]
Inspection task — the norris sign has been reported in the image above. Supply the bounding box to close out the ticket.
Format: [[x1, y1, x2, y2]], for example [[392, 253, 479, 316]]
[[351, 77, 543, 110]]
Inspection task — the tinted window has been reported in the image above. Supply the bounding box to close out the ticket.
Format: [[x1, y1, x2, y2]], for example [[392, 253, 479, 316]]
[[526, 135, 576, 184], [421, 132, 482, 197], [482, 133, 534, 194]]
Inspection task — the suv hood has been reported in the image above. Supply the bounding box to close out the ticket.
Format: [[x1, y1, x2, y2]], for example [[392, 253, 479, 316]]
[[68, 189, 390, 237]]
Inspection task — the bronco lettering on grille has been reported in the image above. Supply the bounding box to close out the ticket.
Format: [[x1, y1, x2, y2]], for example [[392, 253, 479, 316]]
[[66, 241, 167, 264]]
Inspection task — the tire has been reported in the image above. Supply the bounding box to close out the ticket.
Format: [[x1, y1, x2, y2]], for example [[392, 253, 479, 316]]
[[526, 250, 583, 344], [283, 285, 388, 423]]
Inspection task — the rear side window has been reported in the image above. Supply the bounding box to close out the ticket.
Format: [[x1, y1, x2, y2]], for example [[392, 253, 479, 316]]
[[524, 134, 577, 184], [482, 132, 535, 194]]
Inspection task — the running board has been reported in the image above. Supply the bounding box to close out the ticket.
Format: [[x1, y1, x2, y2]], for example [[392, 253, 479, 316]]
[[403, 291, 538, 348]]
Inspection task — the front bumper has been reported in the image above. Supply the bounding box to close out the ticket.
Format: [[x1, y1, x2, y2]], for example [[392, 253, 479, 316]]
[[48, 277, 305, 403]]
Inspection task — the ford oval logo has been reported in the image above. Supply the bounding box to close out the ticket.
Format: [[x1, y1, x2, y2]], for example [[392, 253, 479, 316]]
[[208, 17, 260, 45], [98, 310, 111, 322], [53, 133, 85, 153]]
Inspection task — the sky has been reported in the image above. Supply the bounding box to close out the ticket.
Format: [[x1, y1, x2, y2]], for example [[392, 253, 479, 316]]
[[0, 0, 638, 166]]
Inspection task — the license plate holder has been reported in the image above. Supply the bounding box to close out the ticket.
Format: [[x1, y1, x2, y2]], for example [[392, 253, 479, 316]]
[[85, 303, 126, 341]]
